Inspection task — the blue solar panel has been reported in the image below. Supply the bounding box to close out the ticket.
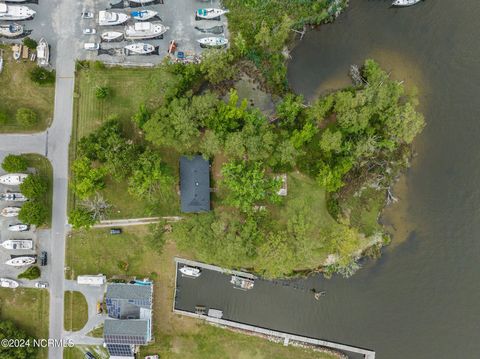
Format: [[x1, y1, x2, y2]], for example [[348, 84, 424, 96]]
[[107, 344, 134, 357]]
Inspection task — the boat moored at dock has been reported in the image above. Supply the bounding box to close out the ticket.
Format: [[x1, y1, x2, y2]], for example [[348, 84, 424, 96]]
[[1, 239, 33, 250], [0, 278, 19, 288], [392, 0, 421, 6], [124, 21, 168, 40], [179, 266, 201, 277], [0, 173, 28, 185], [230, 275, 254, 290], [0, 3, 35, 20]]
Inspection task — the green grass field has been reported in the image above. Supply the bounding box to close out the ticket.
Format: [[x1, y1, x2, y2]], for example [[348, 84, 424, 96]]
[[64, 291, 88, 332], [64, 345, 109, 359], [0, 288, 49, 359], [23, 154, 53, 227], [70, 65, 180, 218], [0, 46, 55, 133]]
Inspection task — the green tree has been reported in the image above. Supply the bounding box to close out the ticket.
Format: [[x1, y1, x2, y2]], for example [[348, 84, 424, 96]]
[[69, 208, 96, 229], [22, 37, 37, 49], [15, 108, 38, 127], [29, 67, 55, 85], [128, 150, 174, 200], [0, 320, 38, 358], [276, 93, 304, 128], [200, 130, 222, 159], [95, 86, 110, 99], [18, 201, 47, 226], [131, 103, 150, 128], [18, 266, 41, 280], [221, 161, 281, 212], [0, 110, 8, 125], [72, 156, 106, 199], [319, 128, 343, 154], [256, 231, 296, 278], [200, 49, 235, 84], [19, 174, 47, 199], [1, 155, 28, 172]]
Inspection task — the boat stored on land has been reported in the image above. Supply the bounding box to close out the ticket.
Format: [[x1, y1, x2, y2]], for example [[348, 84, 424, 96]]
[[129, 0, 156, 4], [0, 192, 27, 201], [124, 43, 157, 55], [0, 278, 19, 288], [100, 31, 123, 42], [5, 256, 35, 266], [36, 37, 49, 67], [0, 3, 35, 20], [179, 266, 201, 277], [12, 44, 21, 60], [131, 9, 157, 21], [392, 0, 421, 6], [197, 36, 228, 48], [196, 8, 228, 20], [194, 24, 224, 35], [124, 21, 168, 40], [8, 223, 29, 232], [98, 11, 129, 26], [0, 22, 26, 38], [230, 275, 254, 290], [1, 206, 21, 217], [0, 173, 28, 185], [1, 239, 33, 250]]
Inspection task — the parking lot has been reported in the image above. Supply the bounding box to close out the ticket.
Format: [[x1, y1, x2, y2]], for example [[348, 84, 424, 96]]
[[0, 152, 50, 286]]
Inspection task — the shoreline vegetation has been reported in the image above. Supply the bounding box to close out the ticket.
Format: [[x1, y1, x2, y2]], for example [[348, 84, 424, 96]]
[[69, 0, 424, 279]]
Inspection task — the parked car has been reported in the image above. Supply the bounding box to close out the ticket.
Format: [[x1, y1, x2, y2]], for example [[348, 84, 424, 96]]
[[84, 352, 96, 359], [84, 43, 100, 51], [83, 28, 96, 35], [110, 228, 122, 235], [40, 251, 47, 266], [35, 282, 48, 289], [81, 11, 94, 19]]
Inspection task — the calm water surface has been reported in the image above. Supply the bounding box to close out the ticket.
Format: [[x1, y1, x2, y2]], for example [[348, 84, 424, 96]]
[[287, 0, 480, 358]]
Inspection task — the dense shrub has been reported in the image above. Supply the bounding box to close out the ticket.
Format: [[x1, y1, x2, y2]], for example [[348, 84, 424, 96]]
[[1, 155, 28, 173], [18, 266, 41, 279], [15, 108, 38, 126]]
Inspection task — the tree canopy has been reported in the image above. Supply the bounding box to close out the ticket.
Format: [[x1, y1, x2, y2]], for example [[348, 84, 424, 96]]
[[0, 321, 38, 359]]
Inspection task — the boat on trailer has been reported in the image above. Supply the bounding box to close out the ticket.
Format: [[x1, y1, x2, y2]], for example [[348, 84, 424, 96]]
[[124, 21, 168, 40], [0, 173, 28, 185], [0, 3, 36, 20], [98, 11, 130, 26], [0, 192, 27, 201], [1, 239, 33, 250], [124, 43, 157, 55], [5, 256, 35, 266], [36, 37, 49, 67], [8, 223, 30, 232], [392, 0, 421, 7], [0, 278, 19, 288], [230, 275, 254, 290], [0, 23, 25, 38], [195, 8, 228, 20], [197, 36, 228, 48], [130, 9, 157, 21], [100, 31, 124, 42], [1, 206, 21, 217], [179, 266, 201, 277]]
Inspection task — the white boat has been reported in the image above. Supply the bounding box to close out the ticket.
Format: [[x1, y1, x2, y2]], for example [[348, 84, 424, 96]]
[[8, 223, 30, 232], [98, 11, 130, 26], [0, 173, 28, 185], [101, 31, 123, 42], [124, 22, 168, 40], [1, 239, 33, 250], [129, 0, 156, 4], [230, 275, 254, 290], [0, 192, 27, 201], [1, 206, 21, 217], [124, 43, 156, 55], [130, 9, 157, 21], [392, 0, 421, 6], [12, 44, 21, 60], [36, 37, 49, 67], [5, 256, 35, 266], [196, 8, 228, 20], [197, 36, 228, 48], [0, 3, 35, 20], [0, 22, 24, 38], [0, 278, 19, 288], [179, 266, 201, 277]]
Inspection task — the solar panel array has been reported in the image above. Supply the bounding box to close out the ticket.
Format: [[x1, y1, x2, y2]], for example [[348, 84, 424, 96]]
[[104, 334, 147, 345], [106, 344, 134, 357]]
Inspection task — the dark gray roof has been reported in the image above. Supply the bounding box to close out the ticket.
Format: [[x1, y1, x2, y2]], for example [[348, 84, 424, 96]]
[[180, 155, 210, 213], [106, 283, 152, 303], [104, 319, 149, 345]]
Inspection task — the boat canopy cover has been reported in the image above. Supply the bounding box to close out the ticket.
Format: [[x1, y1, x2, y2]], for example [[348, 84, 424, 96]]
[[0, 4, 7, 12], [131, 11, 143, 16], [134, 22, 151, 30]]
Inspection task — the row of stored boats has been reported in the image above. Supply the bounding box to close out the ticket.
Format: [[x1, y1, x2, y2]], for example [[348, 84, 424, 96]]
[[0, 2, 35, 21]]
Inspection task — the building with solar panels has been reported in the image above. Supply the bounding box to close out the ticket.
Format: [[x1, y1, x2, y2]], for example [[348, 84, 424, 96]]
[[104, 283, 154, 358]]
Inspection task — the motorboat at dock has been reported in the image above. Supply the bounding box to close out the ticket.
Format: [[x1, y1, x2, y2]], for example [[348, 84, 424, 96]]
[[197, 36, 228, 48], [36, 38, 49, 67], [1, 206, 21, 217], [0, 3, 36, 21], [123, 43, 158, 55], [124, 21, 168, 40], [1, 239, 33, 250], [0, 173, 28, 185], [179, 266, 201, 278], [5, 256, 35, 266], [0, 278, 19, 288], [98, 11, 130, 26], [100, 31, 124, 42], [230, 275, 254, 290], [8, 223, 30, 232]]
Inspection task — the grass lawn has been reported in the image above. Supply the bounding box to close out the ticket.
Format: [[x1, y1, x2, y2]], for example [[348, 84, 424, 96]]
[[86, 324, 103, 338], [64, 291, 88, 332], [70, 65, 180, 218], [0, 288, 49, 359], [23, 154, 53, 227], [65, 227, 340, 359], [64, 345, 108, 359], [0, 46, 55, 133]]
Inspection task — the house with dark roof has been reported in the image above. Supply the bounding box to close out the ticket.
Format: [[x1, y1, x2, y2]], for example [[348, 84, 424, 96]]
[[104, 283, 153, 358], [180, 155, 210, 213]]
